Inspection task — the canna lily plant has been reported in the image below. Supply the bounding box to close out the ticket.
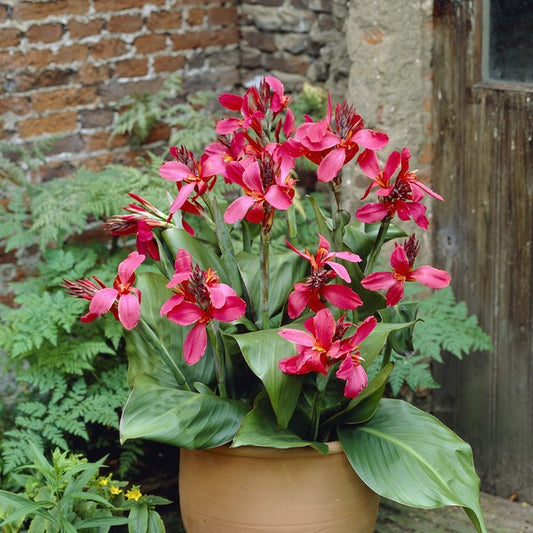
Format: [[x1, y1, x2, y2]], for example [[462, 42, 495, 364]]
[[64, 77, 486, 531]]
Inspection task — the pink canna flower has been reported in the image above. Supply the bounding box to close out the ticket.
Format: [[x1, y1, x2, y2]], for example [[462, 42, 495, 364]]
[[361, 235, 451, 306], [159, 146, 219, 215], [294, 95, 388, 182], [103, 193, 171, 260], [356, 148, 442, 230], [160, 249, 246, 365], [278, 308, 377, 398], [224, 150, 296, 229], [286, 235, 363, 318], [62, 251, 145, 330]]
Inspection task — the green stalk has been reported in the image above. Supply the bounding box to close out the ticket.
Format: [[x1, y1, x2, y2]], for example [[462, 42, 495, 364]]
[[364, 217, 391, 275], [259, 224, 271, 329], [207, 322, 227, 399]]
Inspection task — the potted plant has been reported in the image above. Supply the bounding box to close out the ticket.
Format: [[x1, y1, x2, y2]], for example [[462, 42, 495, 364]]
[[64, 77, 486, 532]]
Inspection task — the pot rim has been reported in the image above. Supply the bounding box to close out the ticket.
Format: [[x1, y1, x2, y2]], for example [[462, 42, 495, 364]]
[[186, 441, 344, 458]]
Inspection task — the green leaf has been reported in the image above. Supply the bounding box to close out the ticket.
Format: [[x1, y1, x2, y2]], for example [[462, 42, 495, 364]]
[[233, 393, 328, 452], [161, 228, 229, 284], [129, 503, 149, 533], [364, 223, 408, 242], [146, 510, 166, 533], [359, 321, 416, 368], [120, 375, 247, 449], [75, 516, 131, 528], [0, 495, 54, 528], [125, 272, 215, 390], [378, 303, 419, 356], [338, 399, 486, 533], [231, 328, 302, 429], [338, 362, 393, 425]]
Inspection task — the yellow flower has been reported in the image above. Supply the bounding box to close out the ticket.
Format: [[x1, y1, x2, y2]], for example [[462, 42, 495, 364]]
[[125, 486, 143, 501], [98, 474, 112, 487], [109, 485, 123, 495]]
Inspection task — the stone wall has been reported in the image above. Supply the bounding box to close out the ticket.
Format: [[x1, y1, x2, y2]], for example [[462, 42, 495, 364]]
[[239, 0, 349, 100], [0, 0, 239, 176]]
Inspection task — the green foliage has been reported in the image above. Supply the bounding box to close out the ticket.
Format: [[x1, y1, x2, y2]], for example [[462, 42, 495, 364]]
[[0, 442, 170, 532], [414, 286, 493, 362], [1, 367, 129, 475], [1, 165, 168, 252], [113, 73, 217, 153], [0, 138, 55, 190], [368, 286, 493, 396]]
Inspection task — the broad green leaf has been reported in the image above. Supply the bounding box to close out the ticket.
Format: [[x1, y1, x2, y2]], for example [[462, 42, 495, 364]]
[[364, 222, 408, 241], [231, 328, 302, 429], [343, 225, 375, 258], [146, 510, 166, 533], [120, 375, 247, 449], [161, 227, 230, 285], [233, 394, 328, 453], [378, 303, 419, 356], [359, 321, 416, 368], [339, 399, 486, 533], [333, 362, 393, 425], [129, 503, 149, 533], [125, 272, 215, 390]]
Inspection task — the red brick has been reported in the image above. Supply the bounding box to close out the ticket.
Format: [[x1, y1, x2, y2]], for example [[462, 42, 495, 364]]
[[26, 23, 63, 43], [78, 63, 112, 85], [83, 131, 129, 151], [90, 38, 128, 60], [153, 54, 186, 73], [171, 29, 238, 50], [146, 10, 182, 31], [32, 87, 98, 112], [0, 28, 21, 48], [68, 19, 104, 39], [134, 34, 167, 53], [13, 0, 90, 20], [0, 96, 31, 116], [0, 5, 7, 21], [15, 68, 76, 92], [53, 43, 90, 64], [93, 0, 162, 11], [144, 122, 170, 144], [107, 14, 144, 33], [187, 8, 204, 26], [207, 7, 238, 27], [18, 111, 78, 138], [98, 78, 165, 104], [114, 57, 148, 77]]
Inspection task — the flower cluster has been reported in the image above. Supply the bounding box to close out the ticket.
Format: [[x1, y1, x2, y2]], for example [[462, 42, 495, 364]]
[[63, 75, 451, 437]]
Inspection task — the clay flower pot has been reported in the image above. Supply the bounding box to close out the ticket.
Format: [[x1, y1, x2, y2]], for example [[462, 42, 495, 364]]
[[179, 441, 379, 532]]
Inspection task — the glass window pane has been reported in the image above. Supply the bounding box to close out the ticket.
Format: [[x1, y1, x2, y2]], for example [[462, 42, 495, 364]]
[[484, 0, 533, 83]]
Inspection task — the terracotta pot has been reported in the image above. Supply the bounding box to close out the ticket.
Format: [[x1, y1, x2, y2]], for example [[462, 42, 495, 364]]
[[179, 442, 379, 532]]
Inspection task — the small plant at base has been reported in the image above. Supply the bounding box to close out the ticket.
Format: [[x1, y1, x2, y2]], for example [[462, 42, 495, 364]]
[[0, 441, 170, 532]]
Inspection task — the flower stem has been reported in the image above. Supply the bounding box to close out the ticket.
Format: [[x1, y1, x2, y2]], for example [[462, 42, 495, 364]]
[[208, 322, 228, 399], [259, 225, 271, 329], [364, 217, 391, 275]]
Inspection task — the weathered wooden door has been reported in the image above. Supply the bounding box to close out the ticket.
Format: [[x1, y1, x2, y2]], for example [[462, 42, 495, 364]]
[[432, 0, 533, 500]]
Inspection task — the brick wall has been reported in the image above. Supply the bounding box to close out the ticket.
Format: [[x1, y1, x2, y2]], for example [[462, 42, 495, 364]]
[[0, 0, 240, 177]]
